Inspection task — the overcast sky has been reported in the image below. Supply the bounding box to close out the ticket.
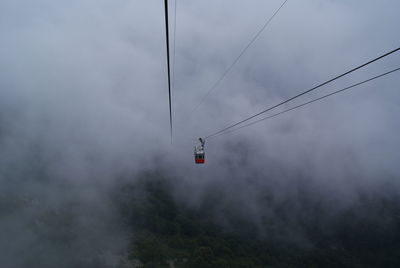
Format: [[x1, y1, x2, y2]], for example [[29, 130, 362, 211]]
[[1, 0, 400, 266]]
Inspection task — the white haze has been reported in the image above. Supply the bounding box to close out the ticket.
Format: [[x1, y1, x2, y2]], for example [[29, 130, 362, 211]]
[[0, 0, 400, 267]]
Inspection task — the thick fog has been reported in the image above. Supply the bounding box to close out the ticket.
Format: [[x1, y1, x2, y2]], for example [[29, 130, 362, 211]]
[[1, 0, 400, 267]]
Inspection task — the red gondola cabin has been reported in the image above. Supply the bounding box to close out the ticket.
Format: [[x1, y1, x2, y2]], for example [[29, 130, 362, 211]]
[[194, 138, 205, 164], [194, 149, 205, 164]]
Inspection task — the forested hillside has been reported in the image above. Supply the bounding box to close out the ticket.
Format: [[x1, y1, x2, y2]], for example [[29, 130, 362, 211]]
[[114, 172, 400, 268]]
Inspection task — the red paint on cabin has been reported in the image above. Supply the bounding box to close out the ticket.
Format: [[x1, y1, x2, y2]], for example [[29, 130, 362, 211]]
[[195, 158, 205, 164]]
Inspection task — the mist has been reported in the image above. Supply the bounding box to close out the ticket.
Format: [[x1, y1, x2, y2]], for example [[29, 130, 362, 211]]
[[1, 0, 400, 267]]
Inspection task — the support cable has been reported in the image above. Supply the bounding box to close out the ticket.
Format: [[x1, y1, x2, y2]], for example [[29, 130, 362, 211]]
[[208, 67, 400, 139], [164, 0, 173, 143], [205, 47, 400, 139], [192, 0, 289, 113], [172, 0, 178, 91]]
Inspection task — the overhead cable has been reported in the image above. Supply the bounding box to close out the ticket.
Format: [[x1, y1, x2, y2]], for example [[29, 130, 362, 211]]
[[205, 46, 400, 139], [192, 0, 289, 113], [208, 67, 400, 139], [172, 0, 178, 91], [164, 0, 173, 142]]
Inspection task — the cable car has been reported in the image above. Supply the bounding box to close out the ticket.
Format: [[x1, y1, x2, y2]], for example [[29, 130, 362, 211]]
[[194, 138, 205, 164]]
